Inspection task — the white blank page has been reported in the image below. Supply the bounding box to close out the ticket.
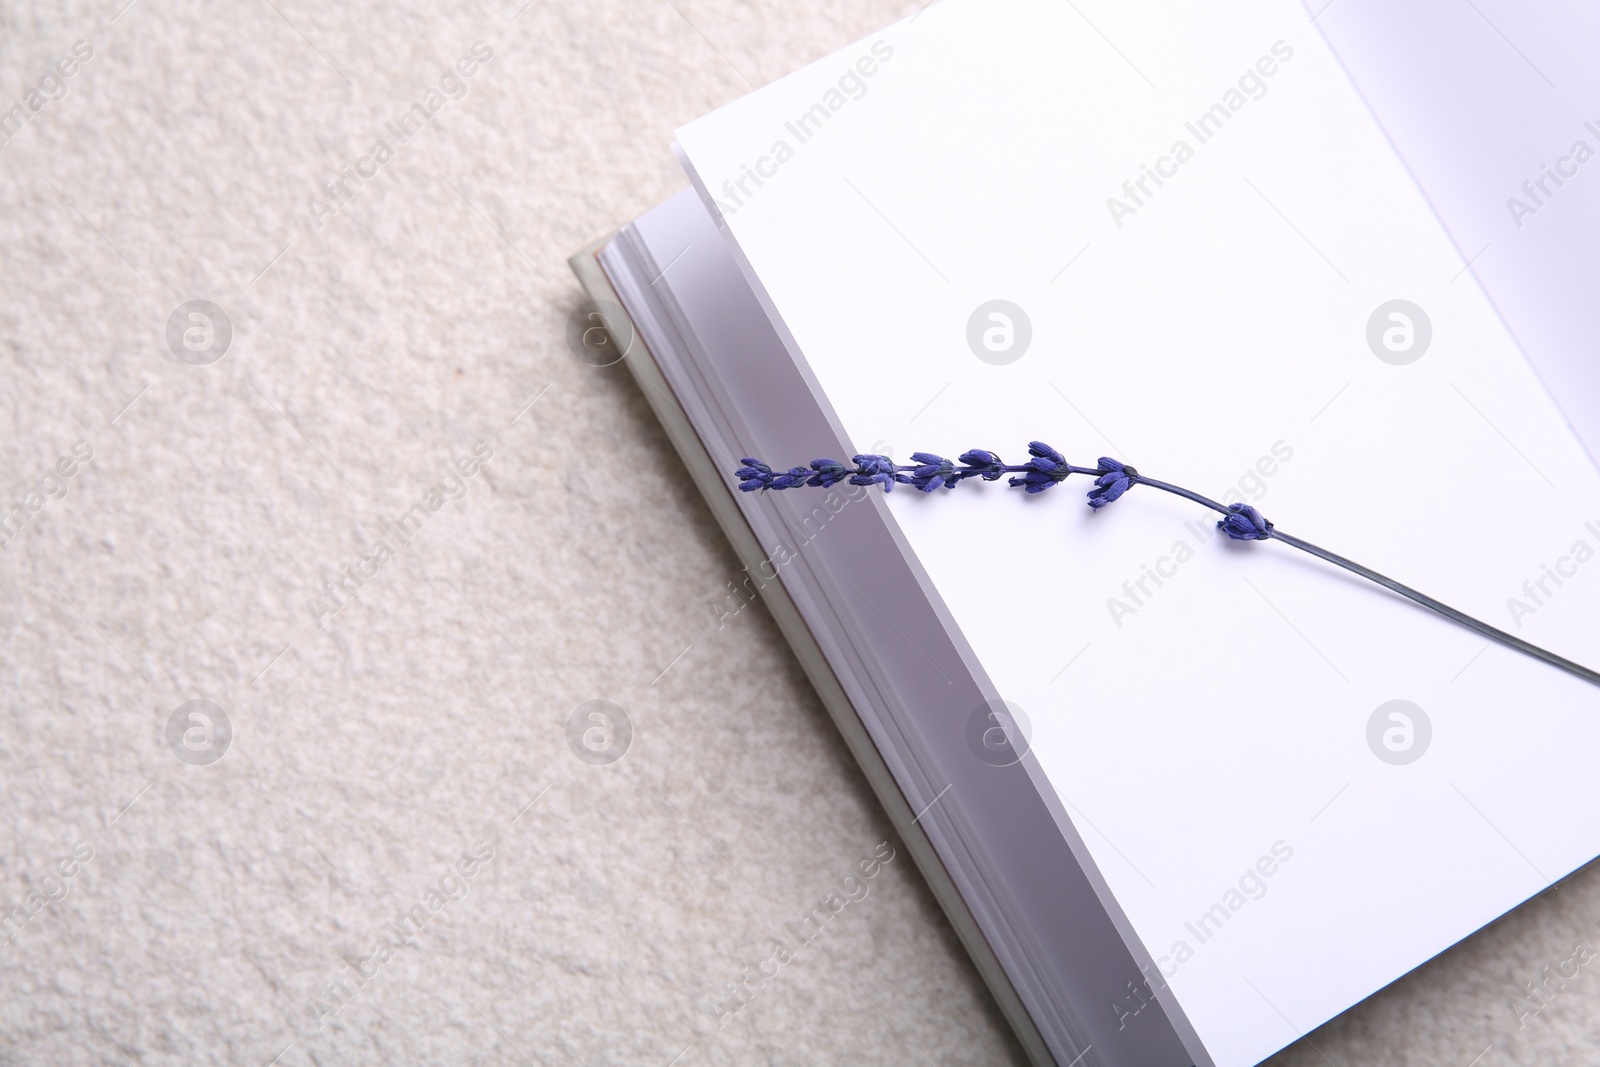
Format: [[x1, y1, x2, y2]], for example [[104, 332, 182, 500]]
[[678, 2, 1600, 1064]]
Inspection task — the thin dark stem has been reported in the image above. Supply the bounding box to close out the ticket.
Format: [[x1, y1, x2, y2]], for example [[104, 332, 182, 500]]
[[1129, 475, 1231, 517], [1270, 529, 1600, 688]]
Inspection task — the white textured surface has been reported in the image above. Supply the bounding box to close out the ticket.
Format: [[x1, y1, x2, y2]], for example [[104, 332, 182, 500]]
[[0, 1, 1597, 1065]]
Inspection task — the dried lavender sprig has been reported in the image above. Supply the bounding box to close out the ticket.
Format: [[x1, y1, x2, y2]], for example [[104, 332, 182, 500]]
[[734, 444, 1600, 689]]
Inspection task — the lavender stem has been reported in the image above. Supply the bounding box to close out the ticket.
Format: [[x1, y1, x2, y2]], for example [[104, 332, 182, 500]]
[[1135, 475, 1597, 686], [1267, 529, 1600, 688], [732, 446, 1600, 688], [1127, 475, 1231, 516]]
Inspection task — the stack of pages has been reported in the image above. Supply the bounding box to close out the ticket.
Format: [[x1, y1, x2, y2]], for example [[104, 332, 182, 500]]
[[570, 2, 1600, 1064]]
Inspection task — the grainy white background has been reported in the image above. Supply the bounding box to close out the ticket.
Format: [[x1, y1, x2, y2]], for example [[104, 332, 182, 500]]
[[1, 0, 1597, 1064]]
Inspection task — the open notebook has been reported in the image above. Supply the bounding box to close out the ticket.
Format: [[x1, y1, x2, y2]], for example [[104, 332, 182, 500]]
[[571, 2, 1600, 1064]]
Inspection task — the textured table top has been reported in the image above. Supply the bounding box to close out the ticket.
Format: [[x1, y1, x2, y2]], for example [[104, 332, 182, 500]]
[[0, 0, 1595, 1064]]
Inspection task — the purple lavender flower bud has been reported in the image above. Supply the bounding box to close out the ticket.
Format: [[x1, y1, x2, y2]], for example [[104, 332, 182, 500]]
[[1217, 503, 1273, 540], [770, 465, 813, 489], [735, 458, 774, 492], [807, 459, 850, 488], [849, 454, 898, 492], [905, 452, 958, 492], [1087, 457, 1135, 510], [1007, 441, 1071, 494], [957, 449, 1006, 481]]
